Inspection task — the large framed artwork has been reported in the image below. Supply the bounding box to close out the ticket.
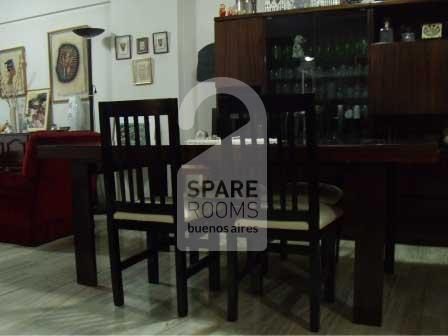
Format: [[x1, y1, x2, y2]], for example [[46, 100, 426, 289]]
[[24, 88, 51, 131], [48, 26, 89, 103], [0, 46, 27, 98]]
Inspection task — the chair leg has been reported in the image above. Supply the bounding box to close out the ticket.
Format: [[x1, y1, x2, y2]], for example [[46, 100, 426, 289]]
[[385, 166, 397, 275], [335, 221, 342, 264], [324, 232, 336, 303], [384, 241, 395, 274], [254, 251, 266, 295], [280, 239, 288, 260], [227, 250, 239, 322], [106, 217, 124, 306], [309, 240, 322, 333], [175, 247, 188, 317], [147, 230, 159, 284], [209, 251, 221, 292], [190, 251, 200, 265], [247, 251, 260, 295], [261, 249, 269, 275]]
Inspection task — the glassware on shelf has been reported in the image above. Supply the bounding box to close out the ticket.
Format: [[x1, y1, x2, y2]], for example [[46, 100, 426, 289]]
[[293, 82, 302, 94], [327, 81, 336, 100], [286, 67, 295, 80], [250, 0, 258, 13], [282, 82, 291, 94], [275, 82, 282, 94], [336, 86, 344, 99], [380, 18, 394, 43]]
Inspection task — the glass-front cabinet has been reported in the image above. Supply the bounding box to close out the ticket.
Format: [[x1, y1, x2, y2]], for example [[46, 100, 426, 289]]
[[215, 0, 448, 143], [266, 10, 369, 143]]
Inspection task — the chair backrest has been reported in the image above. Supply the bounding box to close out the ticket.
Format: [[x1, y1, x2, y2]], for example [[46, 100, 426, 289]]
[[263, 94, 320, 233], [99, 99, 179, 216]]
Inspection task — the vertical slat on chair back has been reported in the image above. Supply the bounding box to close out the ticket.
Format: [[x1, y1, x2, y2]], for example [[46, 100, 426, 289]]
[[263, 94, 320, 233], [99, 99, 179, 216]]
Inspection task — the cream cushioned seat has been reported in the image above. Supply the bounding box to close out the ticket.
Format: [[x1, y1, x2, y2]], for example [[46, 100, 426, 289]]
[[113, 197, 199, 224], [235, 200, 343, 231], [295, 182, 343, 206]]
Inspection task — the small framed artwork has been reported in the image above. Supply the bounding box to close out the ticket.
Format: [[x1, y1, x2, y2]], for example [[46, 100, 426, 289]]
[[0, 46, 27, 98], [133, 58, 153, 85], [153, 32, 169, 54], [422, 23, 443, 39], [136, 37, 149, 54], [24, 88, 51, 131], [48, 26, 89, 103], [115, 35, 132, 60]]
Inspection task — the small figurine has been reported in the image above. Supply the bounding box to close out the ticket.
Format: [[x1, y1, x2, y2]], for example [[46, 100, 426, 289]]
[[292, 35, 306, 60]]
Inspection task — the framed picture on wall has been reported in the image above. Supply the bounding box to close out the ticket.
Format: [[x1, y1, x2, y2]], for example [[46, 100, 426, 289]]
[[48, 26, 89, 103], [24, 88, 51, 131], [136, 37, 149, 54], [0, 46, 27, 98], [133, 58, 153, 85], [115, 35, 132, 60], [153, 32, 169, 54]]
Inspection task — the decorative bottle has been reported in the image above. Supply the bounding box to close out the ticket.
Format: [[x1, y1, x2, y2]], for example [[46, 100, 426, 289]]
[[380, 18, 394, 43]]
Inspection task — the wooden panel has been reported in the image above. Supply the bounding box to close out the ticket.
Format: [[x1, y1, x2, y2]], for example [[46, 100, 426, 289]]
[[215, 17, 266, 88], [369, 40, 448, 115]]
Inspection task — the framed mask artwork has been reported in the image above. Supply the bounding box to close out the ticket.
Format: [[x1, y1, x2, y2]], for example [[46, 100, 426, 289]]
[[48, 26, 89, 103]]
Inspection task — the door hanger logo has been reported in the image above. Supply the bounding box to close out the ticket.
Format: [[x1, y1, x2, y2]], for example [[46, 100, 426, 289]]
[[177, 78, 267, 252]]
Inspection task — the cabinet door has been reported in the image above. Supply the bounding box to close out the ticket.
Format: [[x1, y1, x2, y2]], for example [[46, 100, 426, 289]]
[[369, 40, 448, 115], [215, 18, 266, 88]]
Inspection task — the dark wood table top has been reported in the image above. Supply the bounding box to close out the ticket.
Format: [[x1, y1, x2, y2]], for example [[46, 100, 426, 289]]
[[36, 142, 440, 164]]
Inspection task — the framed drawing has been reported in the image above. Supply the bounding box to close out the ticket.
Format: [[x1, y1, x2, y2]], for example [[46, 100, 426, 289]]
[[115, 35, 132, 60], [24, 88, 51, 131], [133, 58, 153, 85], [48, 26, 89, 103], [136, 37, 149, 54], [0, 46, 27, 98], [422, 23, 443, 39], [153, 32, 169, 54]]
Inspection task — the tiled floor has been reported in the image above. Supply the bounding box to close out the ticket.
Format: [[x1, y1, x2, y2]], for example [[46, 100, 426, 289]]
[[0, 216, 447, 335]]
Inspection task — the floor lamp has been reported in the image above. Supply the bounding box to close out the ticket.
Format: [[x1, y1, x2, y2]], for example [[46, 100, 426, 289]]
[[73, 27, 105, 131]]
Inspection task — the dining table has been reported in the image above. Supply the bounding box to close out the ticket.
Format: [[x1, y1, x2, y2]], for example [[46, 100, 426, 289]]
[[36, 141, 440, 327]]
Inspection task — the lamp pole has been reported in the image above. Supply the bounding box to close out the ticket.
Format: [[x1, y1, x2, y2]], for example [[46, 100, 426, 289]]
[[87, 39, 94, 131], [73, 27, 105, 131]]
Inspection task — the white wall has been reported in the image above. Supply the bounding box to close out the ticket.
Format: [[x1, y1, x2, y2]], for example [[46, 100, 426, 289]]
[[0, 1, 111, 128], [0, 0, 260, 136], [0, 0, 109, 24], [110, 0, 180, 101]]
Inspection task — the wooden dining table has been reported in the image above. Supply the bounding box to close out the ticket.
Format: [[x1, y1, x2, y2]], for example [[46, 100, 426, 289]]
[[37, 142, 440, 327]]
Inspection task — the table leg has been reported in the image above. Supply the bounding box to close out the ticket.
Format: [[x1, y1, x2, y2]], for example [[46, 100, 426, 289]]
[[72, 161, 98, 287], [344, 165, 387, 326]]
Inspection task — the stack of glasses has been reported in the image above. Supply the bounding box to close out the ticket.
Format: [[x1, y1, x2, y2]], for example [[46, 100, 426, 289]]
[[265, 0, 341, 12]]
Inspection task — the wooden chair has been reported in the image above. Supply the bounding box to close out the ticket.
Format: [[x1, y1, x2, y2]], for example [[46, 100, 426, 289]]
[[225, 94, 343, 332], [99, 99, 220, 317]]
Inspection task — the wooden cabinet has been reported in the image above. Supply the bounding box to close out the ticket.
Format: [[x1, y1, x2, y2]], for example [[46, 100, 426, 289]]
[[369, 40, 448, 115], [215, 17, 266, 88]]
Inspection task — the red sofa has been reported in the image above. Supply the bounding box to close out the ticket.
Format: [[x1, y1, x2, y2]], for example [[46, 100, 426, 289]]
[[0, 131, 100, 246]]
